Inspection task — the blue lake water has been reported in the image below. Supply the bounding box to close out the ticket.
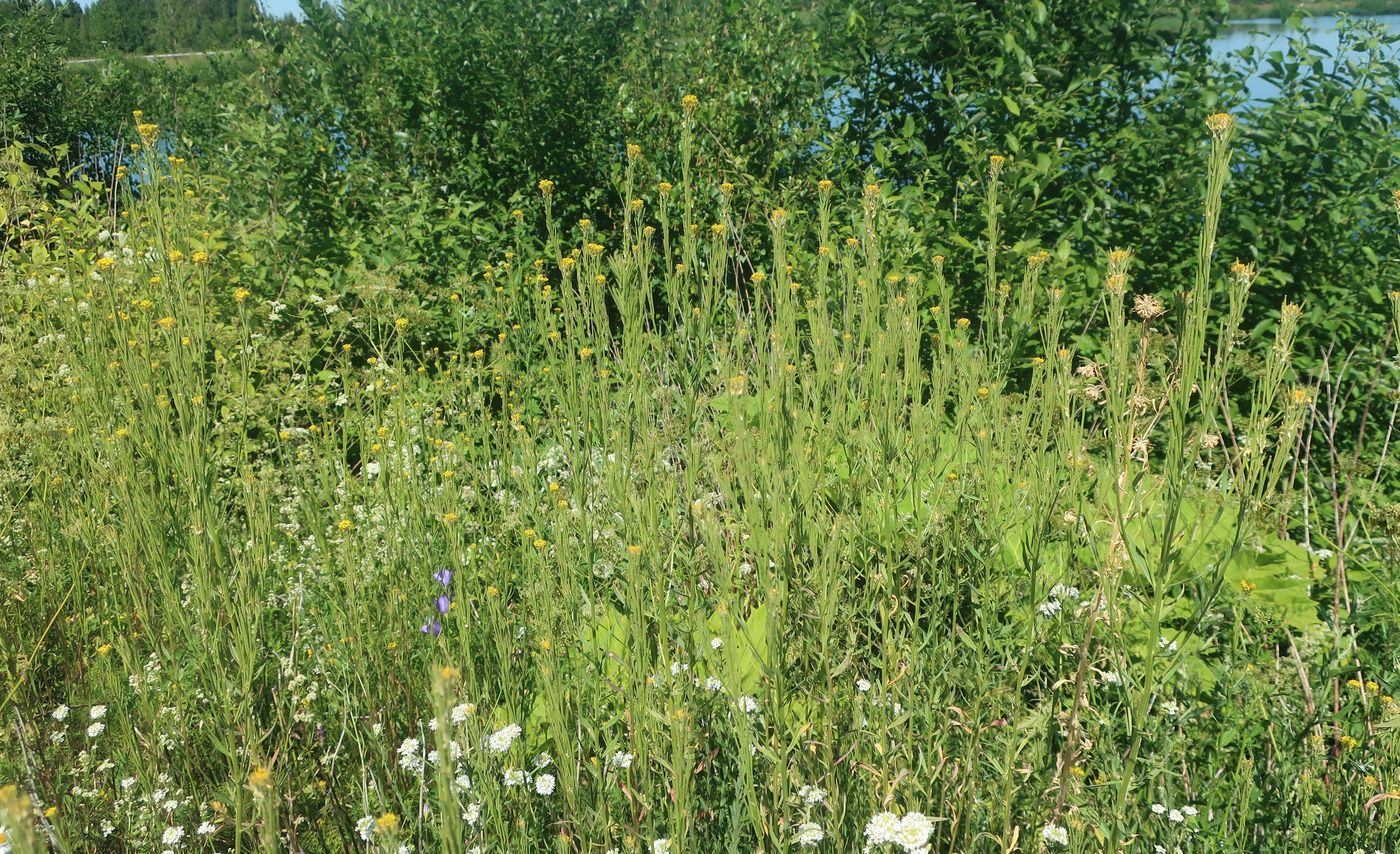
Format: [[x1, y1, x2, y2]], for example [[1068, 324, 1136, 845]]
[[1212, 13, 1400, 100]]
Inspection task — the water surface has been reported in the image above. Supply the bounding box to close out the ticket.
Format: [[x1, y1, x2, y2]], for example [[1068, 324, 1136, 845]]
[[1212, 13, 1400, 99]]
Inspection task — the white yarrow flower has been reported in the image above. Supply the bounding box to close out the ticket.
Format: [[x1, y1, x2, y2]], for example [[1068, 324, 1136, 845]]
[[795, 821, 825, 846], [534, 773, 556, 796], [488, 723, 522, 753], [1041, 822, 1069, 847], [864, 811, 902, 847], [893, 811, 933, 851], [397, 737, 424, 772]]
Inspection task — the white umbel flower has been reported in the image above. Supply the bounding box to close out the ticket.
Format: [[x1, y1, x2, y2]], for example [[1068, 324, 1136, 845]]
[[487, 723, 522, 753], [534, 773, 556, 796], [795, 821, 825, 846], [1041, 822, 1068, 847]]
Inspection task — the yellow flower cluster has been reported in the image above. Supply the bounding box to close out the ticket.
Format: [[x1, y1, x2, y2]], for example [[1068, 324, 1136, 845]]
[[1205, 112, 1235, 141]]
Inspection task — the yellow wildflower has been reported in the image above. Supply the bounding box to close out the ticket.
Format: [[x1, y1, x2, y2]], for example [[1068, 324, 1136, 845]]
[[249, 766, 273, 789], [1205, 112, 1235, 140]]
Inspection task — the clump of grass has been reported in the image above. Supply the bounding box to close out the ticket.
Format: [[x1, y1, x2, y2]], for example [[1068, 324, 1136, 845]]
[[1, 104, 1399, 852]]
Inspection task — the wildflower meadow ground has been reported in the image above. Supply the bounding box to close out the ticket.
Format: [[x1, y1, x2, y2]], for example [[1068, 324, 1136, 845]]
[[3, 104, 1400, 852]]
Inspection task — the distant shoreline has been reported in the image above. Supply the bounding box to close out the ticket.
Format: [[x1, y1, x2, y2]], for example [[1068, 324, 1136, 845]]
[[1229, 0, 1400, 18]]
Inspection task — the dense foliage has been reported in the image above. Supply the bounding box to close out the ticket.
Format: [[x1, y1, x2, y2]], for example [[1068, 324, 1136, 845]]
[[0, 0, 275, 56]]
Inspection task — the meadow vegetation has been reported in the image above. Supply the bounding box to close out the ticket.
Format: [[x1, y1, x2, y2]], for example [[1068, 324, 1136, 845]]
[[0, 100, 1399, 852], [3, 1, 1400, 852]]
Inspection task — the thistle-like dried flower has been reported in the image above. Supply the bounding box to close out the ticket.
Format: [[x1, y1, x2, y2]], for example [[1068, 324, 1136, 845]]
[[1205, 112, 1235, 141], [1133, 293, 1166, 320]]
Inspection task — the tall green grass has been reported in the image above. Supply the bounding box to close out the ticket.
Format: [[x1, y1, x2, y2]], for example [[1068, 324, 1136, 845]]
[[2, 108, 1399, 853]]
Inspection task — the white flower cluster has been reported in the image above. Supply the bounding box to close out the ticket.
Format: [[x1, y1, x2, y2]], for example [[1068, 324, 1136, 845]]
[[1041, 822, 1069, 847], [863, 810, 934, 853], [397, 737, 423, 773], [795, 821, 825, 846], [487, 723, 522, 753], [1150, 803, 1198, 823], [1038, 582, 1080, 617]]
